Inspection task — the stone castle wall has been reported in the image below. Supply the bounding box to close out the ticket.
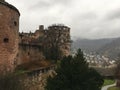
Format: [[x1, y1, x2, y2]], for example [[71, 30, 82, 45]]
[[19, 66, 56, 90], [0, 1, 20, 74], [17, 44, 45, 65], [0, 1, 71, 76], [18, 24, 71, 65]]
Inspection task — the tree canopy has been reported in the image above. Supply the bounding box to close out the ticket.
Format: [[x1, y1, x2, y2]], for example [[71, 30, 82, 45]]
[[45, 49, 104, 90]]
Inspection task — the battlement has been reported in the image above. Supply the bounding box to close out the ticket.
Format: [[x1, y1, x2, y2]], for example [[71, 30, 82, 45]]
[[48, 24, 70, 31], [19, 24, 71, 44]]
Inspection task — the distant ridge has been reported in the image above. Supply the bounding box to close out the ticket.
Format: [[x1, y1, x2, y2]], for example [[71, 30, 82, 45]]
[[72, 37, 120, 59], [98, 37, 120, 59], [72, 38, 115, 52]]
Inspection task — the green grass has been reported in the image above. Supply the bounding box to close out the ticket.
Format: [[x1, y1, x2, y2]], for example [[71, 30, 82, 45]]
[[103, 79, 115, 86], [108, 86, 120, 90]]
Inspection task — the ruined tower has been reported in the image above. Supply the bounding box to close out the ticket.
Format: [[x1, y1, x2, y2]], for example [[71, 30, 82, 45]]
[[46, 24, 71, 59], [0, 0, 20, 74]]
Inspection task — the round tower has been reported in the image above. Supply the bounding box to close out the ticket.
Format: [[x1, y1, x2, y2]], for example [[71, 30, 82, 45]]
[[0, 0, 20, 74], [47, 24, 71, 58]]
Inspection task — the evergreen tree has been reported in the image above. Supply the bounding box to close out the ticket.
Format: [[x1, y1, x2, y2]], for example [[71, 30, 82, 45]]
[[45, 49, 104, 90]]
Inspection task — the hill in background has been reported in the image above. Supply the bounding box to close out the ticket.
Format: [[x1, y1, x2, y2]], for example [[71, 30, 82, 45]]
[[72, 37, 120, 59]]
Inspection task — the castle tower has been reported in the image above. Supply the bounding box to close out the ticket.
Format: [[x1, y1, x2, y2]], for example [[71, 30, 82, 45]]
[[46, 24, 71, 59], [0, 0, 20, 74]]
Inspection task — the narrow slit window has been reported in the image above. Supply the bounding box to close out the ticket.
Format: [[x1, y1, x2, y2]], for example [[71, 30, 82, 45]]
[[3, 38, 9, 43], [28, 52, 30, 55], [14, 21, 17, 26]]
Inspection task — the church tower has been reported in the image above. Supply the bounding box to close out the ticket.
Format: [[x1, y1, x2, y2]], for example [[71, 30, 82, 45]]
[[0, 0, 20, 74]]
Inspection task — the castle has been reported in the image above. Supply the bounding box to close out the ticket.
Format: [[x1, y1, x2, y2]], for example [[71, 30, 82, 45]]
[[0, 0, 71, 74]]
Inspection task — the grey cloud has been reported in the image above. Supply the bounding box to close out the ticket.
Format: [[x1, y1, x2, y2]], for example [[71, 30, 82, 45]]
[[29, 1, 52, 10], [70, 10, 120, 39], [6, 0, 120, 39], [106, 8, 120, 20], [53, 0, 72, 5], [29, 0, 73, 10], [69, 12, 101, 38], [79, 12, 98, 20]]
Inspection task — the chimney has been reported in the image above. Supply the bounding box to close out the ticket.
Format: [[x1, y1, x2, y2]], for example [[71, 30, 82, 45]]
[[39, 25, 44, 30]]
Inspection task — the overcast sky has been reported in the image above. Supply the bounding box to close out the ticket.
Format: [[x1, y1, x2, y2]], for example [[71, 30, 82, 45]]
[[6, 0, 120, 39]]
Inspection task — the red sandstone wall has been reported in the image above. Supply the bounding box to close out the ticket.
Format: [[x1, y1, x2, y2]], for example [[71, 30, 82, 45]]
[[17, 45, 45, 65], [0, 3, 19, 74]]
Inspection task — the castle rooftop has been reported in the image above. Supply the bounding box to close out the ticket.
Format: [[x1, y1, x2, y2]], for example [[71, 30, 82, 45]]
[[0, 0, 20, 15]]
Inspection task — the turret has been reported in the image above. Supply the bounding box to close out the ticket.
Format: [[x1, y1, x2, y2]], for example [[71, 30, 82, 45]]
[[0, 1, 20, 74]]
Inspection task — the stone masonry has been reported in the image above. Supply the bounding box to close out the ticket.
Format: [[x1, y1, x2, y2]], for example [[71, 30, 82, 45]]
[[18, 24, 71, 65], [0, 1, 70, 89], [0, 0, 71, 74], [0, 0, 20, 74]]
